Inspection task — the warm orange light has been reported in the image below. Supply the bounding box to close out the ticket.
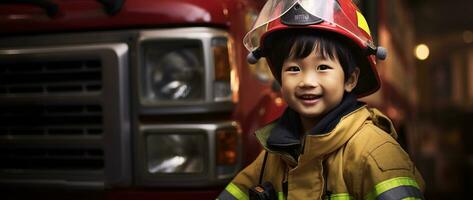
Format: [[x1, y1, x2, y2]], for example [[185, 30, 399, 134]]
[[216, 127, 240, 165], [213, 46, 231, 81], [230, 68, 239, 103], [227, 39, 240, 103], [213, 39, 239, 103], [415, 44, 429, 60], [274, 97, 284, 107]]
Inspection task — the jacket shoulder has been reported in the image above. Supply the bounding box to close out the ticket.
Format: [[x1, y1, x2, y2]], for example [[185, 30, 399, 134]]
[[343, 121, 425, 199], [345, 120, 400, 160]]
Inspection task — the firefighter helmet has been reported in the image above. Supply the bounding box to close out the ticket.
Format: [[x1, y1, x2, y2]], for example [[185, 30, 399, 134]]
[[244, 0, 387, 97]]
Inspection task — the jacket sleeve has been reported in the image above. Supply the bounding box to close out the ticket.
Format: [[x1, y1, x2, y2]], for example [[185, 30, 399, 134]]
[[216, 150, 266, 200], [359, 140, 425, 200]]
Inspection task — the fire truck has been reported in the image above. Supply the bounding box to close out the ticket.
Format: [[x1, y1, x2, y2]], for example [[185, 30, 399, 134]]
[[0, 0, 285, 199]]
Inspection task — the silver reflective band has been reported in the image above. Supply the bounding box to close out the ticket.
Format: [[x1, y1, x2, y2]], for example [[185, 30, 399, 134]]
[[376, 186, 423, 200]]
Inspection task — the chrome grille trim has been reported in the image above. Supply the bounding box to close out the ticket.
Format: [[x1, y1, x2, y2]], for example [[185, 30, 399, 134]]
[[0, 43, 131, 188]]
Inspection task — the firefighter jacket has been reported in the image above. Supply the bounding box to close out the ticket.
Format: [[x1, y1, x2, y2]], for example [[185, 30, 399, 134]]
[[217, 102, 425, 200]]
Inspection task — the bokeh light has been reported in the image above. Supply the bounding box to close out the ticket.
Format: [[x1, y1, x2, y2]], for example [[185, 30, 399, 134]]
[[415, 44, 430, 60]]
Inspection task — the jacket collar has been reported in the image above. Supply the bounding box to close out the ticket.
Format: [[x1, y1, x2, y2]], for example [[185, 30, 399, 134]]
[[256, 103, 373, 163], [302, 106, 370, 159], [264, 93, 363, 149]]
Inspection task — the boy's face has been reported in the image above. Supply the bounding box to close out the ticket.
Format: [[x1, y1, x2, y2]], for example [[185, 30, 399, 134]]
[[280, 48, 357, 121]]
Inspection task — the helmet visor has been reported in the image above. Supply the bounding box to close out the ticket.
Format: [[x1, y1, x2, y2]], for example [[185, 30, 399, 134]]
[[243, 0, 374, 52]]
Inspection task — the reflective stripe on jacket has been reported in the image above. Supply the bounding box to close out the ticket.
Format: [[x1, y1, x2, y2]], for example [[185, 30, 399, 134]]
[[217, 106, 425, 200]]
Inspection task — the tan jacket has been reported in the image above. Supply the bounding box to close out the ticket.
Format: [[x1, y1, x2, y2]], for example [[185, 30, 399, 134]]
[[218, 106, 425, 200]]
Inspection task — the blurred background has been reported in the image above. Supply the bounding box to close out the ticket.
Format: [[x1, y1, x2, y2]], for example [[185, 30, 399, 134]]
[[355, 0, 473, 199], [0, 0, 472, 199]]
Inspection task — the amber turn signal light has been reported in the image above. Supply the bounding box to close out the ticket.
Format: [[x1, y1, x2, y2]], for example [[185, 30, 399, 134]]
[[216, 126, 240, 165]]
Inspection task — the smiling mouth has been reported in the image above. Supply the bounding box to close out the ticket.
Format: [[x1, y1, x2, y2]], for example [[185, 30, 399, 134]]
[[297, 94, 322, 104]]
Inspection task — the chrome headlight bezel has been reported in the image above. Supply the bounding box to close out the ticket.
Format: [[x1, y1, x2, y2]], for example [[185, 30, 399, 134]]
[[138, 28, 237, 108], [136, 122, 242, 187]]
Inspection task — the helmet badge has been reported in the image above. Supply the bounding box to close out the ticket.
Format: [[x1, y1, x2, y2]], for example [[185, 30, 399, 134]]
[[281, 3, 323, 26]]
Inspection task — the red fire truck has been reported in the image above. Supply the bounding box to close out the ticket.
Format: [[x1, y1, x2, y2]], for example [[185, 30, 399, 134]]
[[0, 0, 285, 199]]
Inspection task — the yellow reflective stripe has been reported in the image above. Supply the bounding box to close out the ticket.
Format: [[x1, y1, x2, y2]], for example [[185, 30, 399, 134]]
[[225, 183, 249, 200], [278, 192, 285, 200], [331, 193, 355, 200], [365, 177, 420, 200], [356, 11, 371, 36], [324, 193, 354, 200]]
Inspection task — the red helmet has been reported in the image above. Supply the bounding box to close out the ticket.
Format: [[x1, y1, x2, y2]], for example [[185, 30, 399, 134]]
[[244, 0, 387, 97]]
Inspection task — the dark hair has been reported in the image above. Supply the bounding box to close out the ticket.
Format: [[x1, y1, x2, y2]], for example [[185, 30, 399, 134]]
[[264, 30, 361, 82]]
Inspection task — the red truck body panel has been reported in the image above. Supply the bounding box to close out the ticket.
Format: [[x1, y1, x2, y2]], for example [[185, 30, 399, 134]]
[[0, 0, 229, 34]]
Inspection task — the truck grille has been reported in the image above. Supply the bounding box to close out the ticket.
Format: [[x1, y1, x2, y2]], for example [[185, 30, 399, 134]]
[[0, 147, 104, 170], [0, 40, 130, 188], [0, 60, 102, 95], [0, 105, 103, 136], [0, 59, 105, 172]]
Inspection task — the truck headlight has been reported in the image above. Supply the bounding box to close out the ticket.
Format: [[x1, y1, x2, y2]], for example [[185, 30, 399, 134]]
[[141, 40, 204, 103], [140, 29, 239, 109], [146, 132, 206, 174], [138, 122, 241, 186]]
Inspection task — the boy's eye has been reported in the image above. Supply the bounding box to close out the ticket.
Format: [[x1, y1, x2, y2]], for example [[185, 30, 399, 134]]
[[285, 66, 300, 72], [317, 65, 331, 71]]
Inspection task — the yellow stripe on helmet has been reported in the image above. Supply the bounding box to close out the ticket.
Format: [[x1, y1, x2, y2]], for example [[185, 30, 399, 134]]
[[356, 11, 371, 36]]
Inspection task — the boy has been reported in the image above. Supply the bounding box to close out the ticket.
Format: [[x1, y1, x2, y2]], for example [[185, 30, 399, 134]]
[[218, 0, 424, 199]]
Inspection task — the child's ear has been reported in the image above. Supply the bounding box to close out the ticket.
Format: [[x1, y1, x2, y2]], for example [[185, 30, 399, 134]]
[[344, 67, 360, 92]]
